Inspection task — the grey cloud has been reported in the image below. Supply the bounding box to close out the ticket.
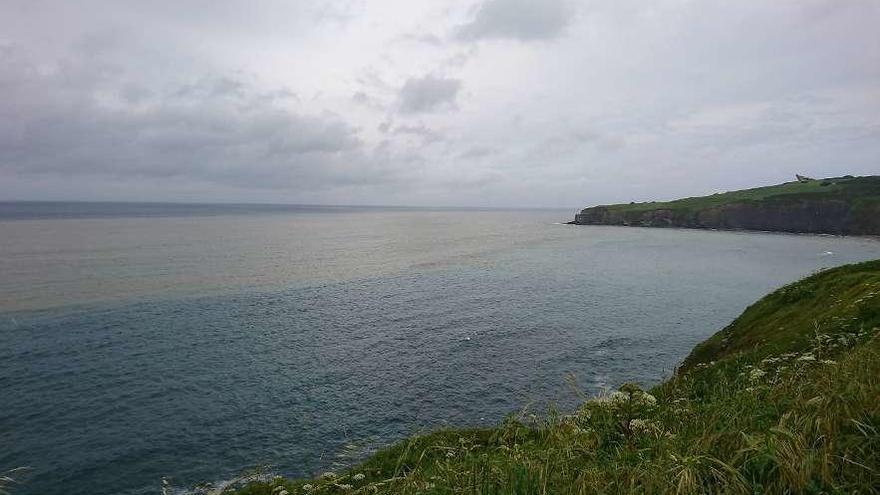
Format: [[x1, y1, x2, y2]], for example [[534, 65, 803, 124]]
[[352, 91, 372, 104], [0, 46, 397, 192], [398, 75, 462, 114], [120, 84, 155, 103], [355, 68, 396, 93], [392, 123, 444, 144], [398, 33, 444, 47], [455, 0, 575, 41], [522, 130, 625, 164], [172, 76, 246, 99], [661, 97, 868, 154], [570, 131, 626, 152], [2, 0, 879, 207], [441, 50, 475, 69], [434, 168, 506, 190], [457, 146, 496, 160], [352, 90, 386, 111]]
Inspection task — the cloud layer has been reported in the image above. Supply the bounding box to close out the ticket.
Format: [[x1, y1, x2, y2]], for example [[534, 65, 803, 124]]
[[0, 0, 878, 206], [398, 75, 462, 114], [455, 0, 575, 41]]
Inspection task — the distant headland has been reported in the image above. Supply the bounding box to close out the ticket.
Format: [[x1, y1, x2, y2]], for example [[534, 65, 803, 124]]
[[570, 175, 880, 236]]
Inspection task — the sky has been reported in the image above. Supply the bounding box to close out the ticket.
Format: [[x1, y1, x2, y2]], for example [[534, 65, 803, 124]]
[[0, 0, 878, 208]]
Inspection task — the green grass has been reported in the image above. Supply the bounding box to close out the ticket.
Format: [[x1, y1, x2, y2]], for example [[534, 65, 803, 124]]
[[224, 261, 880, 495], [683, 260, 880, 370], [598, 175, 880, 214]]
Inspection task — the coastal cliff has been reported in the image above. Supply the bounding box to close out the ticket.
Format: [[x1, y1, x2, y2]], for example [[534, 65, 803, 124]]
[[572, 175, 880, 235]]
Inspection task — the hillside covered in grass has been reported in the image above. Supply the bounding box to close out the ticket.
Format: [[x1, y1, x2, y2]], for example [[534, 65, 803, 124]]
[[572, 175, 880, 235], [222, 260, 880, 495]]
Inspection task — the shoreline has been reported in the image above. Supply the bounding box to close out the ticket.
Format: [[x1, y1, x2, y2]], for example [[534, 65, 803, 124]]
[[566, 221, 880, 240]]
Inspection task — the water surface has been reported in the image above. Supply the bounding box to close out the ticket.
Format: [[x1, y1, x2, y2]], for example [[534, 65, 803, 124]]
[[1, 202, 878, 495]]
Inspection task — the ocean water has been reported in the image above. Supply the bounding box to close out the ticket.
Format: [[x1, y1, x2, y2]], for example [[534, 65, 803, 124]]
[[1, 202, 878, 495]]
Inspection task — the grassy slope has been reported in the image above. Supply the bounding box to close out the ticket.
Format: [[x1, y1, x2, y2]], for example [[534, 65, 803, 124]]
[[594, 175, 880, 214], [236, 261, 880, 495]]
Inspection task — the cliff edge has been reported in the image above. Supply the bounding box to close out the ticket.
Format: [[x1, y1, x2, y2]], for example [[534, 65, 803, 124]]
[[572, 175, 880, 235]]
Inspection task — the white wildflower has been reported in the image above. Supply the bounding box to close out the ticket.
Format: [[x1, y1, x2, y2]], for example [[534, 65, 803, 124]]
[[353, 473, 365, 482], [798, 354, 816, 362], [608, 391, 629, 406], [320, 472, 337, 480], [602, 388, 658, 408], [575, 426, 593, 435], [820, 359, 836, 365], [638, 392, 658, 407], [749, 368, 767, 381], [338, 484, 353, 490], [302, 484, 314, 492], [630, 419, 660, 434], [279, 491, 289, 495]]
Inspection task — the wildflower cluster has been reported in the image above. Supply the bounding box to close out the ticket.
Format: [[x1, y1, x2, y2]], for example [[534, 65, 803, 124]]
[[748, 367, 766, 381], [629, 418, 663, 436], [253, 469, 375, 495], [581, 382, 669, 441], [596, 383, 658, 410], [692, 360, 716, 370], [737, 324, 880, 391], [269, 476, 288, 495]]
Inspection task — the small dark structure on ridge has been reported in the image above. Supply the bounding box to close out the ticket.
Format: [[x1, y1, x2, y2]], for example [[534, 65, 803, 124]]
[[796, 174, 815, 183]]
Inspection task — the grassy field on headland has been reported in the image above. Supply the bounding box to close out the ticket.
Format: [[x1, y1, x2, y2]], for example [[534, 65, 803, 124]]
[[224, 260, 880, 495], [572, 175, 880, 235], [602, 176, 880, 214]]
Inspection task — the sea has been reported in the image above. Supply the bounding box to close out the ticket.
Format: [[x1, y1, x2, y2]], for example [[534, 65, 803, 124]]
[[1, 201, 878, 495]]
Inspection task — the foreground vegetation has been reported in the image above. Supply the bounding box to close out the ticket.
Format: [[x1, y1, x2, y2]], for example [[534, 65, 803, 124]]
[[222, 261, 880, 494]]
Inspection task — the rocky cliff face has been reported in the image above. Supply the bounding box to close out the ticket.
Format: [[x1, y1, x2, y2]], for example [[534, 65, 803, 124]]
[[573, 198, 880, 235]]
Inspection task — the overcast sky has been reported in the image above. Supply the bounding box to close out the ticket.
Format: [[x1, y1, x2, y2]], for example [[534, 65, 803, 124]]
[[1, 0, 878, 207]]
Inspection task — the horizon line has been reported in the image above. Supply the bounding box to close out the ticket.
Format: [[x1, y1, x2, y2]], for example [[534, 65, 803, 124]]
[[0, 199, 577, 211]]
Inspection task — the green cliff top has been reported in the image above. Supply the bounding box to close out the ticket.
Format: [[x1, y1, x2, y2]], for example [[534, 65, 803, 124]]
[[683, 259, 880, 370], [587, 175, 880, 214], [232, 260, 880, 495]]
